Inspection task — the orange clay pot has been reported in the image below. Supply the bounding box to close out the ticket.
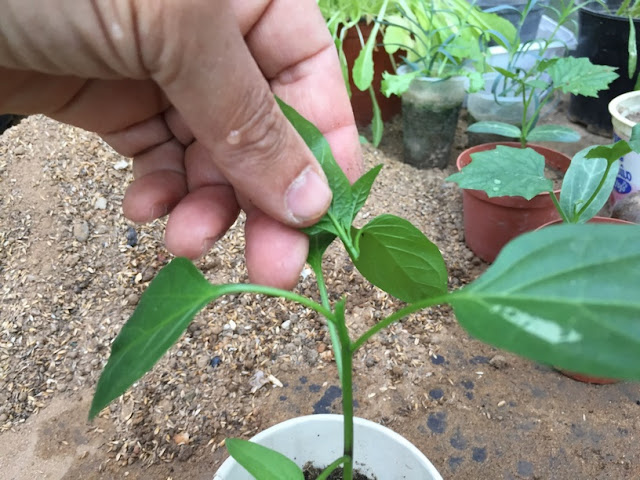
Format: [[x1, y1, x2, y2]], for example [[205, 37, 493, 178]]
[[456, 142, 571, 263]]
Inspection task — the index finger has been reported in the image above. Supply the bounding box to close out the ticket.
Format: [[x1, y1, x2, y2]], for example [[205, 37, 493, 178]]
[[237, 0, 362, 182]]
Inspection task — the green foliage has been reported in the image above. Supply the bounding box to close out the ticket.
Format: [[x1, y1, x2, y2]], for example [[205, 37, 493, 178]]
[[450, 224, 640, 380], [466, 121, 521, 139], [352, 214, 447, 302], [527, 125, 581, 143], [559, 147, 618, 223], [89, 258, 219, 419], [379, 0, 516, 95], [450, 124, 640, 224], [446, 146, 552, 199], [92, 99, 640, 480], [546, 57, 619, 97], [225, 438, 304, 480]]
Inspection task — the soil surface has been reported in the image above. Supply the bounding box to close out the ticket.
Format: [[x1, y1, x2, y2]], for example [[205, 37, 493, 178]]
[[2, 100, 640, 480]]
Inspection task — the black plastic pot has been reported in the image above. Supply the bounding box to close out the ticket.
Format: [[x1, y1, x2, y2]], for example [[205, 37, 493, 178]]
[[567, 2, 640, 137]]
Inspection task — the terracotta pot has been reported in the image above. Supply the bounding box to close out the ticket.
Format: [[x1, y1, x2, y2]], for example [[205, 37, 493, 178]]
[[456, 142, 571, 263], [341, 22, 401, 127], [537, 216, 635, 385]]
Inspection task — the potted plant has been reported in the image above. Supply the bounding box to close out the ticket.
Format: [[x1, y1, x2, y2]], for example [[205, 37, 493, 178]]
[[379, 0, 516, 169], [452, 55, 618, 262], [89, 99, 640, 480], [318, 0, 400, 145], [449, 123, 640, 382], [568, 0, 640, 136], [467, 0, 581, 146]]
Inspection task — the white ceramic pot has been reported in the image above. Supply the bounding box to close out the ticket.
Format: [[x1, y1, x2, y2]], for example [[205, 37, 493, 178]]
[[213, 414, 443, 480], [609, 90, 640, 206]]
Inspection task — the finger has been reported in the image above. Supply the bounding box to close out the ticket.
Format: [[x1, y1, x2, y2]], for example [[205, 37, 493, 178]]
[[240, 0, 362, 182], [146, 0, 332, 227], [122, 170, 187, 223], [101, 114, 173, 158], [164, 186, 240, 259], [244, 209, 309, 289]]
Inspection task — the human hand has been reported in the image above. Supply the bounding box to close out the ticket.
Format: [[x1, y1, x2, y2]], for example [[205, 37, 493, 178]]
[[0, 0, 361, 289]]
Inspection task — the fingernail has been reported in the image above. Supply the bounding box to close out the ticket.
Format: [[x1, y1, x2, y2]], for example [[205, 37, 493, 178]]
[[286, 167, 332, 223]]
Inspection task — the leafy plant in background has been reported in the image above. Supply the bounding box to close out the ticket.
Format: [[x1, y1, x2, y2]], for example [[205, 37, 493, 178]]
[[318, 0, 397, 146], [379, 0, 516, 97], [467, 55, 618, 148], [90, 100, 640, 480], [448, 124, 640, 224]]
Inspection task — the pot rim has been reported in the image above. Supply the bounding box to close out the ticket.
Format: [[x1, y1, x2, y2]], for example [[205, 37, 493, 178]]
[[609, 90, 640, 131], [214, 414, 443, 480]]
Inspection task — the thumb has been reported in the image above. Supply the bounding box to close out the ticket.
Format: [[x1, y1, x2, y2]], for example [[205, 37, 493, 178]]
[[144, 0, 333, 226]]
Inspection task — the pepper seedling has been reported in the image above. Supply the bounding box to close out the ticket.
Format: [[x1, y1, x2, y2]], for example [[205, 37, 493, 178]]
[[91, 100, 640, 480], [447, 124, 640, 224]]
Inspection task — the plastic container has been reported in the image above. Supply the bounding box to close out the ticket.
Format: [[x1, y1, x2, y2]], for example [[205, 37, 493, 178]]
[[609, 91, 640, 206], [402, 75, 467, 169], [477, 0, 549, 43], [213, 414, 443, 480]]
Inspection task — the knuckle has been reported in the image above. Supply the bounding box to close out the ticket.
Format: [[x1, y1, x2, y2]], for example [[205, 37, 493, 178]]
[[221, 87, 288, 170]]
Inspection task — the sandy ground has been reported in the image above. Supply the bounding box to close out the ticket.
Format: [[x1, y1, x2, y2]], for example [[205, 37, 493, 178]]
[[1, 104, 640, 480]]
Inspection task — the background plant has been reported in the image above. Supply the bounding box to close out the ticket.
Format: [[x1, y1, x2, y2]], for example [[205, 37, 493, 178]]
[[318, 0, 396, 146], [467, 55, 618, 147], [91, 100, 640, 480], [448, 124, 640, 224], [379, 0, 516, 97]]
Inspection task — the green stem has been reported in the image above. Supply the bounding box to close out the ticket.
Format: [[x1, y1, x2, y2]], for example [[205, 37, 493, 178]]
[[316, 456, 349, 480], [213, 284, 333, 323], [352, 294, 449, 352], [329, 212, 359, 260], [549, 190, 570, 223], [573, 161, 616, 221], [310, 256, 344, 380], [336, 315, 354, 480]]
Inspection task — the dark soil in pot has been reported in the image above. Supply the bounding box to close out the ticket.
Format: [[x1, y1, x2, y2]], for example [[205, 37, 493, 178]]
[[304, 464, 373, 480]]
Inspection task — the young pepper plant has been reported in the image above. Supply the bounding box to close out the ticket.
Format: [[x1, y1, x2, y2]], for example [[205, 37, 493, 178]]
[[467, 56, 618, 148], [447, 124, 640, 224], [90, 100, 640, 480]]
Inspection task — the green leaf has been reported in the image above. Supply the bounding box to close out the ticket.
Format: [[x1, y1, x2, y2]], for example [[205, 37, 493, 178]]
[[307, 232, 337, 267], [446, 146, 552, 199], [90, 258, 218, 419], [527, 125, 581, 143], [467, 121, 521, 139], [547, 57, 619, 97], [352, 214, 447, 302], [560, 147, 618, 223], [276, 97, 353, 229], [629, 17, 637, 80], [370, 86, 383, 147], [381, 71, 421, 98], [353, 0, 389, 91], [628, 123, 640, 152], [450, 224, 640, 381], [225, 438, 304, 480], [351, 164, 383, 220]]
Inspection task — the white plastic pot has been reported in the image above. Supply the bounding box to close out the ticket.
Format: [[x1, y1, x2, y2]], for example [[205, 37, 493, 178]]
[[213, 414, 443, 480], [609, 90, 640, 205]]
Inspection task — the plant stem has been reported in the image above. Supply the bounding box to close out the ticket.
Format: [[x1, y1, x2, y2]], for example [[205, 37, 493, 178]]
[[316, 456, 350, 480], [549, 191, 570, 223], [213, 284, 334, 323], [329, 212, 359, 260], [573, 161, 616, 221], [311, 256, 344, 380], [352, 294, 450, 352], [336, 315, 354, 480]]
